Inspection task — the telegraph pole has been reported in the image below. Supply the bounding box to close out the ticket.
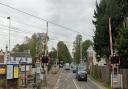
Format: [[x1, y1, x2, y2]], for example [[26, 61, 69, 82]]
[[80, 39, 83, 64], [57, 45, 58, 66]]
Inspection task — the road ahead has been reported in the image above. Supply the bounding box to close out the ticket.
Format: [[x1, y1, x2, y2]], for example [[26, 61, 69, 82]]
[[54, 68, 100, 89]]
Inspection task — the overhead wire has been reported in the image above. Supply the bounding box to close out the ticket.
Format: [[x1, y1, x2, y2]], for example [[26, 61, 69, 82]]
[[0, 2, 93, 50], [0, 15, 46, 32], [0, 2, 93, 37], [0, 21, 76, 44], [0, 25, 74, 45]]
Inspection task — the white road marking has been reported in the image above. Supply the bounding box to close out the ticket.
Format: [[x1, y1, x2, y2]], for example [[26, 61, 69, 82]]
[[73, 79, 80, 89]]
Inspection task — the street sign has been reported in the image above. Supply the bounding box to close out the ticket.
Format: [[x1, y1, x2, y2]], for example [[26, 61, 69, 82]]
[[36, 67, 41, 73], [20, 65, 25, 71], [111, 74, 123, 88], [7, 65, 13, 79], [20, 65, 30, 72], [32, 68, 36, 74], [40, 74, 43, 80], [7, 60, 18, 64]]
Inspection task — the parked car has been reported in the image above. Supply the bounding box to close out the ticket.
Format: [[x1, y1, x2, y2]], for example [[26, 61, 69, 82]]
[[70, 63, 74, 68], [76, 66, 87, 81], [72, 65, 78, 73], [65, 63, 70, 70]]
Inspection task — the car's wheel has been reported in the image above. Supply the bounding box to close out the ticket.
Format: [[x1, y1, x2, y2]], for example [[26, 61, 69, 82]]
[[77, 78, 80, 81], [76, 75, 78, 79], [84, 78, 87, 82]]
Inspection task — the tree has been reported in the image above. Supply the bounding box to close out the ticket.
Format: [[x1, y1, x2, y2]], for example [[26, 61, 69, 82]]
[[93, 0, 110, 59], [93, 0, 128, 67], [28, 34, 38, 63], [82, 40, 93, 60], [93, 0, 128, 60], [12, 32, 50, 63], [115, 28, 128, 68], [49, 48, 57, 63], [73, 34, 82, 64], [57, 41, 72, 63]]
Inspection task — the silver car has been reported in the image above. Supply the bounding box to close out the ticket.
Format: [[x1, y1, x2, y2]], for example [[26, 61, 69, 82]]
[[76, 66, 87, 81]]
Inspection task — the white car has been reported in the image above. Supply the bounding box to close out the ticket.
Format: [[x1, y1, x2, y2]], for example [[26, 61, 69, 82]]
[[65, 63, 70, 70]]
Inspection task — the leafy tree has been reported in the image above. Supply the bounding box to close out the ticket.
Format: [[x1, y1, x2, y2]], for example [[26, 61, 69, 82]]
[[57, 41, 72, 63], [28, 34, 38, 63], [93, 0, 128, 61], [73, 34, 82, 64], [115, 28, 128, 68], [12, 43, 29, 52], [93, 0, 110, 59], [49, 48, 57, 63], [93, 0, 128, 68], [82, 40, 93, 60]]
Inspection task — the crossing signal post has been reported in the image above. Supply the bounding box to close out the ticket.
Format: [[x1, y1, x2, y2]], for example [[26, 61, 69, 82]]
[[109, 18, 123, 89], [41, 22, 49, 89]]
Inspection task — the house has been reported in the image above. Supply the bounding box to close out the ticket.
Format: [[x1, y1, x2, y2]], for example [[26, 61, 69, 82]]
[[10, 51, 32, 64], [87, 46, 106, 66]]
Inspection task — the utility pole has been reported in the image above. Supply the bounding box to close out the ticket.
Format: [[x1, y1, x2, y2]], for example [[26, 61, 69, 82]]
[[57, 45, 58, 66], [7, 17, 11, 56], [80, 39, 83, 64], [6, 17, 11, 89]]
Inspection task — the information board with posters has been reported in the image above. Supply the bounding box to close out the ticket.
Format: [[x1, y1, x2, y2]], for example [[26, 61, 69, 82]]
[[0, 68, 5, 74], [14, 66, 19, 78], [7, 65, 13, 79]]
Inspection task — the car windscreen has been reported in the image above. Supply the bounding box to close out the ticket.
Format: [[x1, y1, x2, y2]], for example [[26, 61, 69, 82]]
[[78, 66, 86, 71]]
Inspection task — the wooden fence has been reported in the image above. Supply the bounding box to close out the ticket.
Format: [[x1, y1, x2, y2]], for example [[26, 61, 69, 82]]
[[90, 65, 128, 89]]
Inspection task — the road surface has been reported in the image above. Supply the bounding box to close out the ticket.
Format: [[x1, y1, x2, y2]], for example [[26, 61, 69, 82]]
[[54, 68, 100, 89]]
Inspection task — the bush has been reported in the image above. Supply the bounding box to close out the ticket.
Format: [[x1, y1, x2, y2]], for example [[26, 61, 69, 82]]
[[0, 78, 5, 88]]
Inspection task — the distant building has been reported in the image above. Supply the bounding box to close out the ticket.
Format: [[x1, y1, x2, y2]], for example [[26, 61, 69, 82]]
[[87, 46, 106, 66], [10, 51, 32, 64], [0, 49, 5, 64], [87, 46, 97, 66]]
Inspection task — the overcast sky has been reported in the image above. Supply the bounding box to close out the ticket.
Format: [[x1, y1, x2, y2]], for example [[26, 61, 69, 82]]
[[0, 0, 100, 52]]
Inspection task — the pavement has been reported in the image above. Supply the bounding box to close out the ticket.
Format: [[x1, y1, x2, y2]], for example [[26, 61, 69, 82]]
[[41, 66, 61, 89], [19, 66, 60, 89], [54, 68, 109, 89]]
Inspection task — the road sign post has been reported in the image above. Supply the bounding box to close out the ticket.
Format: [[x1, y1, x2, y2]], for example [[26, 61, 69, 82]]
[[111, 73, 123, 89]]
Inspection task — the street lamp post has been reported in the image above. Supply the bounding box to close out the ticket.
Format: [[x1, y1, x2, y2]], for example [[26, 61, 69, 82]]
[[72, 48, 75, 64], [80, 40, 83, 64], [7, 17, 11, 55], [6, 17, 11, 89]]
